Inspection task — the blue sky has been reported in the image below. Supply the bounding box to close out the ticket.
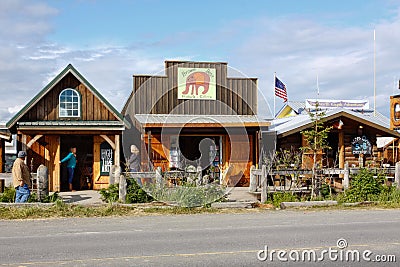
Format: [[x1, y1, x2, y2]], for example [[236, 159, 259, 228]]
[[1, 0, 400, 122]]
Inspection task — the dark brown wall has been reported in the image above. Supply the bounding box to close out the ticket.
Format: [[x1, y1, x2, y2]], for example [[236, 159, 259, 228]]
[[129, 61, 257, 116], [21, 73, 118, 122]]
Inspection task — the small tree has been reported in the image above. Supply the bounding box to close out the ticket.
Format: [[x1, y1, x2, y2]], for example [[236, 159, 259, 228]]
[[301, 102, 332, 198]]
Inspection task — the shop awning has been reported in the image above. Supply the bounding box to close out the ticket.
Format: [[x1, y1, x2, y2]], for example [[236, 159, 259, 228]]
[[134, 114, 271, 128]]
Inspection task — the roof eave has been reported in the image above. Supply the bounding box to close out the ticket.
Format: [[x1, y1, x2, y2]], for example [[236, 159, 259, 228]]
[[6, 64, 125, 129], [278, 110, 400, 138]]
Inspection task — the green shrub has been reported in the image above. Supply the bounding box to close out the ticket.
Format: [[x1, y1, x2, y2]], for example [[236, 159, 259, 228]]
[[271, 192, 298, 207], [126, 178, 153, 204], [99, 183, 119, 203], [342, 168, 385, 203], [0, 186, 15, 202], [28, 192, 61, 203], [320, 183, 331, 199], [99, 178, 153, 204]]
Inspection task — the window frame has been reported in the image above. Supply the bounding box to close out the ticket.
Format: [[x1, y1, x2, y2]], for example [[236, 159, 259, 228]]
[[58, 88, 81, 118]]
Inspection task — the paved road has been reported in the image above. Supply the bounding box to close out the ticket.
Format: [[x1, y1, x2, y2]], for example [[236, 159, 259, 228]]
[[0, 209, 399, 266]]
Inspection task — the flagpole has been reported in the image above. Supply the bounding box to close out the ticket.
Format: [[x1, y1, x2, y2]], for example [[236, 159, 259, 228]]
[[273, 72, 276, 118], [374, 29, 376, 116]]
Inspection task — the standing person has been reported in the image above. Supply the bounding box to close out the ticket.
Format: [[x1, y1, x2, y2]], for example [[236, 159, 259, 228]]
[[12, 151, 31, 203], [128, 145, 141, 185], [60, 147, 77, 191]]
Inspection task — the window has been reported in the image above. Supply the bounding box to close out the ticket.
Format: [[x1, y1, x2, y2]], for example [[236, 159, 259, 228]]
[[59, 88, 80, 117]]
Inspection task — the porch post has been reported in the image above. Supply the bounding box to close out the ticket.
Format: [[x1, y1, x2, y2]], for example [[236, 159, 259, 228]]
[[21, 134, 27, 164], [147, 131, 152, 171], [339, 131, 345, 179], [115, 134, 120, 167], [395, 162, 400, 189], [343, 162, 349, 190]]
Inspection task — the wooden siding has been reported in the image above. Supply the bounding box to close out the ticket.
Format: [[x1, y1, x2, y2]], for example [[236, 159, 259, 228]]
[[21, 73, 118, 122], [129, 61, 257, 116], [93, 135, 113, 190], [44, 135, 60, 192]]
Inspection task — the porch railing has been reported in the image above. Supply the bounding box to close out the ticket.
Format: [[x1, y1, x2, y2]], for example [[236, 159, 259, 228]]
[[250, 162, 400, 203]]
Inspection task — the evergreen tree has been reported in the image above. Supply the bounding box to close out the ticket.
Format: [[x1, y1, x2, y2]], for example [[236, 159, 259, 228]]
[[301, 102, 332, 198]]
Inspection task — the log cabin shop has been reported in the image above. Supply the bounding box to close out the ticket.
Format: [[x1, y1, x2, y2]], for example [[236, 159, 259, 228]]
[[1, 61, 400, 191]]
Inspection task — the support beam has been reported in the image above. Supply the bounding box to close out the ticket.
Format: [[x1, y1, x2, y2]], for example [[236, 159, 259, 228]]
[[100, 135, 116, 150], [21, 134, 27, 164], [115, 134, 120, 167], [147, 131, 152, 171], [343, 162, 349, 190], [27, 134, 43, 148], [338, 131, 344, 178]]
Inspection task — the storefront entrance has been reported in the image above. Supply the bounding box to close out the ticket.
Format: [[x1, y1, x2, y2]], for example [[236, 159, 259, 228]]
[[60, 135, 93, 191], [177, 135, 222, 179]]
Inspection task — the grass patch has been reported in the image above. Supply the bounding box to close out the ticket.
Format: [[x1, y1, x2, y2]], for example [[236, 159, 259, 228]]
[[0, 201, 259, 220]]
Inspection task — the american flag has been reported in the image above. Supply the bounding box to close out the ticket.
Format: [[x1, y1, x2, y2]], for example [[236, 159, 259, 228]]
[[275, 76, 287, 102]]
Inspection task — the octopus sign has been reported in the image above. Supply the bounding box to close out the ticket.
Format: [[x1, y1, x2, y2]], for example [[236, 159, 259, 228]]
[[178, 67, 216, 100]]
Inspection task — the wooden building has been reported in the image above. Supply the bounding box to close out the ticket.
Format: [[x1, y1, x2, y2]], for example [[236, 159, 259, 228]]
[[272, 107, 400, 171], [122, 60, 269, 186], [6, 64, 125, 191]]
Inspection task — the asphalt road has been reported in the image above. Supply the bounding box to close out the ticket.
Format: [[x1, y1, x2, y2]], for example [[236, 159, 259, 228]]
[[0, 209, 399, 266]]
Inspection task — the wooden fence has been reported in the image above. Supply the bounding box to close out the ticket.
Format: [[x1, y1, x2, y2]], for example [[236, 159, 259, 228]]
[[250, 162, 400, 202]]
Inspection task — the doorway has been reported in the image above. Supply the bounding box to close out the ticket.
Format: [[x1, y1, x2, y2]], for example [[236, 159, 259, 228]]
[[177, 135, 222, 179], [60, 135, 93, 191]]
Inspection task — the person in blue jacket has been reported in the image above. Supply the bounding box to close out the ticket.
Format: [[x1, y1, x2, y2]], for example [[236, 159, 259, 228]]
[[60, 147, 77, 191]]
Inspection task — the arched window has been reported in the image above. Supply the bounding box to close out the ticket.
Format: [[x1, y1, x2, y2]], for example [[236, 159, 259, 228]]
[[59, 88, 80, 117]]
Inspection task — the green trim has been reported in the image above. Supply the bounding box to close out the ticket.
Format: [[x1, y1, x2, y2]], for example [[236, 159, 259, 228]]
[[6, 64, 125, 129]]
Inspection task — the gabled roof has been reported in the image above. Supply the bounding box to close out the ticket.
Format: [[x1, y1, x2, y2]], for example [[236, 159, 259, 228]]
[[270, 108, 400, 138], [6, 64, 124, 129], [0, 124, 11, 141], [276, 101, 306, 118]]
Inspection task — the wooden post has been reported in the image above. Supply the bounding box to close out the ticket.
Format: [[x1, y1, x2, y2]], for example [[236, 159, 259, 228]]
[[147, 131, 152, 171], [261, 164, 267, 203], [156, 167, 163, 187], [115, 135, 120, 167], [21, 134, 27, 164], [395, 162, 400, 189], [249, 165, 256, 192], [343, 162, 349, 190], [119, 174, 127, 203], [37, 164, 48, 201], [196, 165, 202, 186], [109, 165, 121, 185], [338, 131, 344, 178]]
